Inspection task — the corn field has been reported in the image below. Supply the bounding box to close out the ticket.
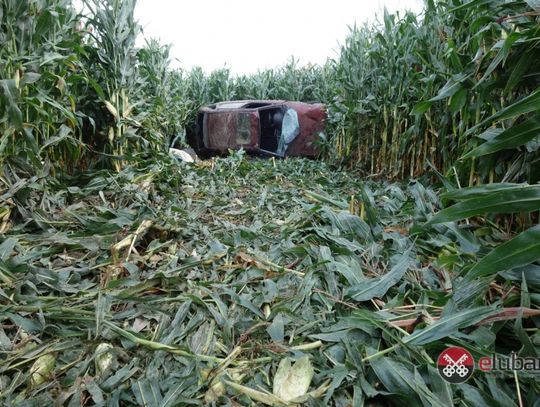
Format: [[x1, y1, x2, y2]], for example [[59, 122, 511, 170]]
[[1, 0, 540, 405]]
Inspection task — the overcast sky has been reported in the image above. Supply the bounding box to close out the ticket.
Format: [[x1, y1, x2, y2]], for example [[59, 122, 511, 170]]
[[134, 0, 425, 74]]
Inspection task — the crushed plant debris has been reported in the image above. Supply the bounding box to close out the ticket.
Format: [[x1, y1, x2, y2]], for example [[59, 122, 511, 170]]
[[1, 154, 539, 405]]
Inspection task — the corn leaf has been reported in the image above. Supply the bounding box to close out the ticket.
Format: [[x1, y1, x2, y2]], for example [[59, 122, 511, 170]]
[[346, 250, 412, 301], [466, 225, 540, 280], [462, 117, 540, 159], [404, 306, 498, 346], [466, 87, 540, 136], [428, 185, 540, 224], [442, 183, 527, 200]]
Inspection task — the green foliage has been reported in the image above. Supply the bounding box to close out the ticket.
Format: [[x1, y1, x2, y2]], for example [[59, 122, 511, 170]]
[[467, 225, 540, 280], [330, 1, 540, 182], [1, 157, 539, 404], [428, 184, 540, 223], [2, 0, 539, 184], [0, 0, 195, 178], [1, 1, 540, 404], [0, 0, 87, 174]]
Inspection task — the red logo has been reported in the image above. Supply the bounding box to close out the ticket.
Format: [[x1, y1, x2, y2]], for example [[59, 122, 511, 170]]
[[437, 347, 474, 383]]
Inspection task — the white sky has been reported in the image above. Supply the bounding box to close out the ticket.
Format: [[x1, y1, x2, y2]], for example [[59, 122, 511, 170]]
[[134, 0, 424, 74]]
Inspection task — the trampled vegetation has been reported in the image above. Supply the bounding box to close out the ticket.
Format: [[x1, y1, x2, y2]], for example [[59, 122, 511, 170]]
[[1, 0, 539, 405]]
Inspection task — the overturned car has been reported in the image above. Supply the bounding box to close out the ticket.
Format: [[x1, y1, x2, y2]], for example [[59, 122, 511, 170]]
[[188, 100, 326, 158]]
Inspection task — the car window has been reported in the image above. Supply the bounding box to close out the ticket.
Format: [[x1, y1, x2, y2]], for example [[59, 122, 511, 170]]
[[215, 102, 247, 109]]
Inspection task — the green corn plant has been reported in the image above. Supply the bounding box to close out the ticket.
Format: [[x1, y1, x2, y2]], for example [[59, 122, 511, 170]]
[[425, 1, 540, 283], [136, 39, 191, 148], [82, 0, 143, 171], [0, 0, 88, 175]]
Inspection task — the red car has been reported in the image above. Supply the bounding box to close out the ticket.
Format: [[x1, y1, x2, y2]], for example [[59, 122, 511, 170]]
[[188, 100, 326, 158]]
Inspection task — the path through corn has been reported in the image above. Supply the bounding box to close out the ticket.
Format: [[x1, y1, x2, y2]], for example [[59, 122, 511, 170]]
[[1, 155, 536, 405]]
